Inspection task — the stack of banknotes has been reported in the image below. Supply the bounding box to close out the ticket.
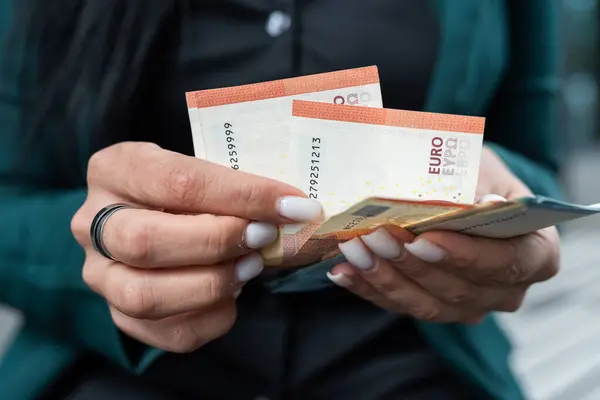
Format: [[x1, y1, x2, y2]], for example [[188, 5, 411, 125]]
[[186, 66, 600, 267]]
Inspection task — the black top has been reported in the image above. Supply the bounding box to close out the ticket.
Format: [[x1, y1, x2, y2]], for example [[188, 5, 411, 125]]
[[92, 2, 476, 400], [48, 1, 477, 399]]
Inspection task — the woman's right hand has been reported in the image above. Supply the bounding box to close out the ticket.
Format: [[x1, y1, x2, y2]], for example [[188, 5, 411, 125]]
[[71, 142, 322, 353]]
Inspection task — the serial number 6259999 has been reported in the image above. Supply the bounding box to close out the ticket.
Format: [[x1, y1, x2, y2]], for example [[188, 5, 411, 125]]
[[224, 122, 239, 170], [308, 137, 321, 199]]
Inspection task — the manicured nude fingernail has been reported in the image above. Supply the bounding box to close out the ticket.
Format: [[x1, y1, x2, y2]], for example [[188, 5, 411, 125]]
[[404, 239, 447, 263], [327, 272, 352, 288], [339, 238, 374, 271], [477, 194, 507, 204], [277, 196, 324, 222], [245, 222, 278, 249], [234, 253, 264, 283], [233, 289, 242, 299], [361, 228, 403, 260]]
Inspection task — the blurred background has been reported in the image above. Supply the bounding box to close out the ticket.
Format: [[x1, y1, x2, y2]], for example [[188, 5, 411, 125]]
[[2, 1, 600, 399], [492, 1, 600, 399]]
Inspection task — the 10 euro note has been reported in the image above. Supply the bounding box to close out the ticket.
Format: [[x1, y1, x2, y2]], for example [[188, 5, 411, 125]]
[[262, 100, 486, 266], [185, 66, 383, 181], [267, 195, 600, 267]]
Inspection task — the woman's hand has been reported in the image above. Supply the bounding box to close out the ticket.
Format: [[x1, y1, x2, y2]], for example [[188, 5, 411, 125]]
[[327, 146, 560, 324], [71, 142, 322, 352]]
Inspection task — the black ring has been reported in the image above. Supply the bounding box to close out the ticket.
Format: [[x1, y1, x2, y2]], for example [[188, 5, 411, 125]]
[[90, 203, 135, 261]]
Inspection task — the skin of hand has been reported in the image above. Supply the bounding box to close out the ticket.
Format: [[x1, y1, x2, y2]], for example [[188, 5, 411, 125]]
[[327, 146, 560, 324], [71, 142, 323, 353]]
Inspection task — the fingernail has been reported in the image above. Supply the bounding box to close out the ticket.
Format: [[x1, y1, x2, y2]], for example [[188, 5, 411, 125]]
[[245, 222, 278, 249], [361, 228, 403, 260], [233, 288, 242, 298], [477, 194, 507, 204], [404, 239, 447, 263], [234, 253, 264, 283], [338, 238, 374, 271], [277, 196, 324, 222], [327, 272, 352, 288]]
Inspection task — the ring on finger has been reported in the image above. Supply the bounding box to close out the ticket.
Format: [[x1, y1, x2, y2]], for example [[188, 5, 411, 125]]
[[90, 203, 136, 261]]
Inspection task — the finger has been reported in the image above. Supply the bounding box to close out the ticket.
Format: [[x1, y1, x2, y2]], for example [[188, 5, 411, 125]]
[[359, 227, 527, 311], [476, 193, 507, 204], [403, 228, 560, 286], [335, 235, 473, 321], [86, 252, 262, 320], [361, 225, 414, 260], [110, 300, 237, 353], [391, 257, 528, 311], [475, 147, 533, 200], [329, 268, 416, 314], [329, 262, 483, 324], [101, 207, 276, 267], [88, 143, 323, 223], [328, 263, 426, 314], [360, 227, 490, 306]]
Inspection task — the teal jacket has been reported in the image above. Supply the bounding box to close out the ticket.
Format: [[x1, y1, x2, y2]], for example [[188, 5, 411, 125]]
[[0, 1, 562, 399]]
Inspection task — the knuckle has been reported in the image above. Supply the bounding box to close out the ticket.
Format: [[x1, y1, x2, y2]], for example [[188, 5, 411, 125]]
[[81, 261, 101, 293], [448, 235, 480, 270], [202, 217, 239, 263], [166, 164, 205, 207], [399, 262, 430, 279], [236, 182, 265, 214], [137, 141, 161, 152], [537, 247, 560, 282], [444, 286, 473, 304], [71, 207, 91, 245], [87, 147, 119, 184], [506, 239, 520, 266], [81, 264, 94, 288], [109, 308, 141, 343], [375, 282, 398, 293], [199, 272, 229, 303], [87, 149, 109, 177], [118, 141, 153, 156], [108, 274, 155, 319], [373, 276, 401, 293], [169, 305, 237, 353], [492, 262, 523, 286], [119, 219, 153, 265], [539, 259, 560, 281], [167, 327, 203, 354], [524, 230, 561, 284], [488, 239, 522, 284], [452, 251, 479, 271]]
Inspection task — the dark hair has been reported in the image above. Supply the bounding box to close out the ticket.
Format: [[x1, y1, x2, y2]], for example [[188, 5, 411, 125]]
[[11, 1, 177, 157]]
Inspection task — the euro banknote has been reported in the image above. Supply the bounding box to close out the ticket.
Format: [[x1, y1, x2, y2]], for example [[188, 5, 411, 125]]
[[184, 71, 600, 269], [264, 195, 600, 267], [185, 66, 383, 181], [261, 100, 486, 265]]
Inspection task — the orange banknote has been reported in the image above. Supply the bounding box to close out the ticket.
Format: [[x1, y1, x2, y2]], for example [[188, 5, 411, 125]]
[[264, 195, 600, 267], [262, 100, 486, 266], [185, 66, 383, 181], [263, 197, 470, 266]]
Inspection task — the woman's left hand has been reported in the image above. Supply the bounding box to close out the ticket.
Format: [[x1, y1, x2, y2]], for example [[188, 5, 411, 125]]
[[327, 146, 560, 324]]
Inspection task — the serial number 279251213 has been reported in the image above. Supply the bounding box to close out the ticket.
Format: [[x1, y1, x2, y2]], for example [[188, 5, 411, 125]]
[[308, 137, 321, 199], [223, 123, 239, 170]]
